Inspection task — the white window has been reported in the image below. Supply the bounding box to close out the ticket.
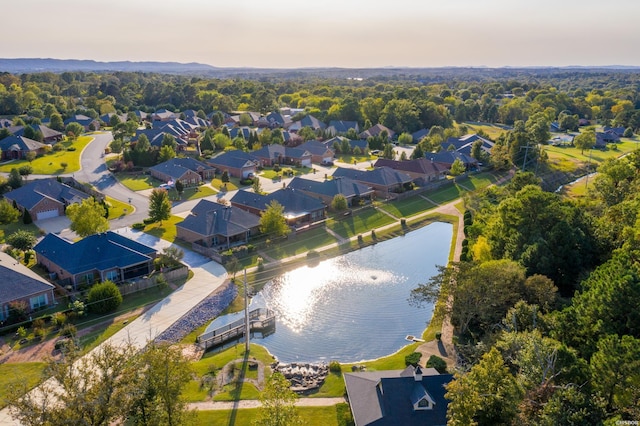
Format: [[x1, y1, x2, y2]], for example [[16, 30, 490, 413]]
[[30, 294, 48, 310], [106, 270, 120, 282]]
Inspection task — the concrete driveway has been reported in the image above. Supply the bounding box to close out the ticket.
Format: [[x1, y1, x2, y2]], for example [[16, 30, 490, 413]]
[[34, 216, 71, 235]]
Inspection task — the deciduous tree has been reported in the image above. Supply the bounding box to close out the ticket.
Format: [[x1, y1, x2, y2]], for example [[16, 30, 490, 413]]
[[148, 188, 172, 224], [254, 372, 301, 426], [66, 197, 109, 237], [260, 200, 290, 238]]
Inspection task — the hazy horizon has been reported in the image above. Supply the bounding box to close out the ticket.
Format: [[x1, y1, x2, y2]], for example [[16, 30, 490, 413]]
[[3, 0, 639, 69]]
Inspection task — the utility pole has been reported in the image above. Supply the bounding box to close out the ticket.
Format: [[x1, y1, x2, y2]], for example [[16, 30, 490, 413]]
[[585, 149, 593, 190], [243, 269, 250, 353]]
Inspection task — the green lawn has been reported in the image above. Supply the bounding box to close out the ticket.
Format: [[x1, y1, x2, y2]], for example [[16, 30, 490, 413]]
[[544, 138, 639, 171], [105, 196, 131, 220], [260, 166, 309, 180], [0, 362, 47, 409], [0, 136, 93, 174], [0, 221, 40, 243], [460, 121, 508, 140], [379, 195, 437, 218], [327, 207, 396, 239], [116, 174, 157, 191], [143, 215, 184, 243], [175, 185, 217, 201], [427, 183, 464, 205], [262, 228, 338, 258], [212, 178, 239, 191], [196, 405, 343, 426]]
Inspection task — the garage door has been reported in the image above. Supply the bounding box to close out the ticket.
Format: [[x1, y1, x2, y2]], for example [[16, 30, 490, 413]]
[[37, 209, 59, 220], [301, 158, 312, 167]]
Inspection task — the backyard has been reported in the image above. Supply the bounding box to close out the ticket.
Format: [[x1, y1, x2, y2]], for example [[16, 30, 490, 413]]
[[0, 136, 93, 174]]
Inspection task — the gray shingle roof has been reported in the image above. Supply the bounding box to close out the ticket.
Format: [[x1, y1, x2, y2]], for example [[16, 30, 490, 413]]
[[0, 135, 47, 153], [206, 150, 258, 169], [332, 167, 412, 187], [149, 158, 213, 180], [177, 199, 260, 238], [0, 251, 54, 306], [34, 232, 156, 275], [231, 187, 325, 216], [4, 178, 90, 210], [287, 176, 373, 199]]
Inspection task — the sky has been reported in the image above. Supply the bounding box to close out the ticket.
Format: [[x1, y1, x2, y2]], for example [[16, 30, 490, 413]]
[[3, 0, 640, 68]]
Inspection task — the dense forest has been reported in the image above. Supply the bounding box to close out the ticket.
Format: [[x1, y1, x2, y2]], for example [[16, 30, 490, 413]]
[[2, 68, 640, 424]]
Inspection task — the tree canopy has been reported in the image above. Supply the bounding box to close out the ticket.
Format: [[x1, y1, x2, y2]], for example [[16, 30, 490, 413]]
[[66, 197, 109, 237]]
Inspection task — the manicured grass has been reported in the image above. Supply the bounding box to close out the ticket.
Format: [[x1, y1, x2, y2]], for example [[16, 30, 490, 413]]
[[116, 174, 157, 191], [78, 316, 139, 353], [211, 178, 239, 191], [213, 382, 261, 401], [327, 207, 396, 239], [105, 195, 131, 219], [262, 228, 338, 258], [0, 136, 92, 174], [544, 139, 639, 170], [0, 221, 40, 243], [0, 362, 47, 409], [194, 344, 275, 377], [260, 166, 309, 179], [143, 215, 184, 243], [308, 371, 345, 398], [176, 185, 217, 201], [379, 195, 437, 218], [428, 183, 464, 205], [196, 406, 341, 426], [336, 154, 376, 164], [461, 121, 509, 140]]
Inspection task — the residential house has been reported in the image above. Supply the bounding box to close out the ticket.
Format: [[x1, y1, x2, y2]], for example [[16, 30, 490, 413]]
[[288, 114, 326, 132], [374, 158, 448, 185], [4, 178, 90, 221], [427, 151, 478, 170], [64, 114, 100, 131], [266, 112, 292, 128], [9, 124, 64, 144], [287, 176, 374, 207], [151, 108, 177, 122], [603, 126, 626, 137], [327, 120, 359, 136], [0, 251, 56, 322], [324, 137, 369, 155], [149, 157, 215, 186], [441, 134, 494, 157], [411, 128, 430, 143], [595, 131, 620, 148], [176, 199, 260, 249], [332, 167, 412, 198], [359, 124, 395, 140], [344, 365, 452, 426], [206, 150, 259, 178], [229, 126, 256, 141], [0, 135, 48, 160], [231, 187, 326, 227], [252, 145, 312, 167], [99, 112, 128, 125], [298, 140, 335, 164], [282, 130, 303, 147], [34, 232, 157, 289]]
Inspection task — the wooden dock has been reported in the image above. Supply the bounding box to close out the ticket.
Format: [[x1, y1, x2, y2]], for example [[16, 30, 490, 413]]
[[196, 308, 275, 351]]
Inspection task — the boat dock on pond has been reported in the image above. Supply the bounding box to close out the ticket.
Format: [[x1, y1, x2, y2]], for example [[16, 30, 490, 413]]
[[197, 308, 275, 350]]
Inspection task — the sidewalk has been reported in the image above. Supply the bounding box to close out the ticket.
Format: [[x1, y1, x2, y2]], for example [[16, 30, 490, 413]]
[[188, 397, 346, 411]]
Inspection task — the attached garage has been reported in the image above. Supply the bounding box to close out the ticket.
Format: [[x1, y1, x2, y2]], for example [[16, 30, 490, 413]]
[[301, 158, 312, 167], [37, 209, 60, 220]]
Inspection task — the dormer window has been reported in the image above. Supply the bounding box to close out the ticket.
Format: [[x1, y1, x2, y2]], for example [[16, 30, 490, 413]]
[[415, 396, 434, 410]]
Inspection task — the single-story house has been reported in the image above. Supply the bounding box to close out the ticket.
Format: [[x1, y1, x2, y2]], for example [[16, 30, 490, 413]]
[[344, 365, 452, 426], [9, 124, 64, 144], [176, 199, 261, 249], [427, 151, 478, 170], [332, 167, 412, 198], [359, 124, 395, 140], [266, 112, 292, 128], [99, 112, 128, 125], [252, 145, 312, 167], [287, 176, 374, 207], [4, 178, 90, 221], [229, 126, 256, 141], [411, 129, 430, 143], [230, 187, 326, 227], [603, 126, 625, 137], [0, 135, 48, 160], [0, 251, 56, 322], [149, 157, 215, 186], [206, 150, 259, 179], [34, 231, 157, 289], [298, 140, 335, 164], [288, 114, 326, 132], [441, 134, 494, 156], [327, 120, 359, 136], [151, 108, 177, 122], [595, 131, 620, 148], [64, 114, 100, 131], [324, 137, 369, 155], [374, 158, 448, 185]]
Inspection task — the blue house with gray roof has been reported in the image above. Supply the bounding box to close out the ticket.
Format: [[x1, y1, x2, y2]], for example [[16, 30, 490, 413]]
[[34, 232, 157, 289]]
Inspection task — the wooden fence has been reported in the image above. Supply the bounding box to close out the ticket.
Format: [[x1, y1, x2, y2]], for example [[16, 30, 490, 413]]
[[118, 266, 188, 296]]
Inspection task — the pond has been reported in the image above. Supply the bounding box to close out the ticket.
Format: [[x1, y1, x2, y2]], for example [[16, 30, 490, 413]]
[[207, 221, 453, 363]]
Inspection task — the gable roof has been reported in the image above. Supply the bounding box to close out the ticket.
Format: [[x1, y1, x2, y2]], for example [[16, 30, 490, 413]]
[[298, 140, 334, 156], [328, 120, 359, 134], [411, 128, 430, 142], [177, 199, 260, 238], [427, 151, 478, 167], [4, 178, 90, 210], [287, 176, 373, 199], [253, 144, 311, 161], [9, 124, 63, 141], [344, 366, 451, 426], [442, 134, 494, 156], [0, 251, 55, 306], [374, 158, 448, 176], [359, 124, 395, 140], [332, 167, 412, 187], [149, 158, 210, 181], [231, 187, 325, 217], [34, 232, 157, 275], [0, 135, 47, 153], [289, 114, 326, 131], [206, 150, 259, 169]]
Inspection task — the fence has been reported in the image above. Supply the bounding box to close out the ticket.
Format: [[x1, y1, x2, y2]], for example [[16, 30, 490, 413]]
[[118, 266, 188, 296]]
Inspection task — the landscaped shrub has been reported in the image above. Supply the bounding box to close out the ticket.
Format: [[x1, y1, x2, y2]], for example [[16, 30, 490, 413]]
[[426, 355, 448, 374], [435, 331, 442, 341], [60, 323, 77, 338], [371, 229, 377, 240], [273, 164, 281, 172], [404, 352, 422, 367], [131, 222, 145, 230], [66, 146, 76, 151], [329, 360, 342, 373], [52, 312, 67, 329], [87, 281, 123, 314], [143, 217, 155, 225]]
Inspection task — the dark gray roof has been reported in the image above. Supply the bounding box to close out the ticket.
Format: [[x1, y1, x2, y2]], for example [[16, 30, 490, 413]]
[[298, 140, 334, 156], [0, 135, 47, 153], [34, 232, 156, 275], [427, 151, 478, 166], [206, 150, 258, 169], [4, 178, 90, 210], [344, 366, 451, 426], [289, 114, 326, 131], [374, 158, 448, 177], [442, 134, 494, 156], [0, 251, 54, 306], [359, 124, 395, 140], [149, 158, 213, 180], [411, 128, 429, 142], [231, 187, 325, 216], [177, 199, 260, 238], [287, 176, 373, 199], [9, 125, 63, 141], [332, 167, 412, 187], [328, 120, 359, 133]]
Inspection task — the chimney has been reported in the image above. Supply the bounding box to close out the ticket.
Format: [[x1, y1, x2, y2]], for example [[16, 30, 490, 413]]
[[414, 365, 423, 382]]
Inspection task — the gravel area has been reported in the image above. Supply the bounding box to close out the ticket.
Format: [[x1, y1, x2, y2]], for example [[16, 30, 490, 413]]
[[155, 280, 237, 345]]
